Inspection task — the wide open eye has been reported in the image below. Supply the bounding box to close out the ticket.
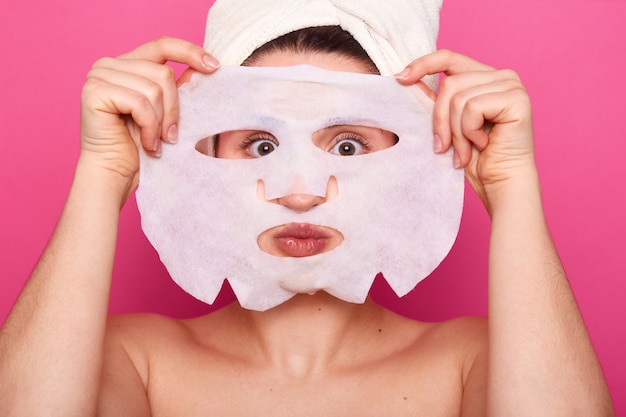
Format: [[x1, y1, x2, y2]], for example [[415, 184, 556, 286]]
[[330, 138, 364, 156], [241, 132, 278, 158], [329, 133, 368, 156], [313, 125, 399, 157], [249, 140, 276, 157], [195, 131, 279, 159]]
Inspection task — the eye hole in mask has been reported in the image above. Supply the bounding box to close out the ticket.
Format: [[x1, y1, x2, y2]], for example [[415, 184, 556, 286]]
[[194, 125, 399, 159]]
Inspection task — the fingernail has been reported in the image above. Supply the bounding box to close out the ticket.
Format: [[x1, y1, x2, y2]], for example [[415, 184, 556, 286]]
[[394, 67, 410, 80], [202, 54, 220, 70], [453, 150, 461, 169], [152, 137, 160, 152], [167, 124, 178, 143], [154, 140, 162, 157], [433, 134, 443, 153]]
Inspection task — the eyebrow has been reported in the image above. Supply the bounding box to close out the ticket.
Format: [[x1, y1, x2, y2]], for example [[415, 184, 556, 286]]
[[321, 119, 381, 129], [318, 123, 399, 144], [320, 124, 350, 131], [319, 123, 384, 133]]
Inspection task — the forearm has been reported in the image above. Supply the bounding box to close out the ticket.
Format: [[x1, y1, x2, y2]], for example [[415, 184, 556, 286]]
[[0, 158, 124, 416], [486, 171, 613, 416]]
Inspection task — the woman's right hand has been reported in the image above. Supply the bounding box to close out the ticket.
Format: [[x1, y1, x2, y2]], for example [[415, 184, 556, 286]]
[[79, 36, 220, 206]]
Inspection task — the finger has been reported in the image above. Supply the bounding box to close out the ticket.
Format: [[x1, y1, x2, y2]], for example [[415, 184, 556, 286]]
[[451, 84, 529, 167], [434, 70, 522, 153], [395, 49, 495, 85], [83, 78, 162, 154], [409, 80, 437, 101], [88, 66, 168, 145], [118, 36, 220, 73], [91, 58, 181, 143]]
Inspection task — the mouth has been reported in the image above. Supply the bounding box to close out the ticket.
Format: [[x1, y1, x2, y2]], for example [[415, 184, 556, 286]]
[[258, 223, 344, 258]]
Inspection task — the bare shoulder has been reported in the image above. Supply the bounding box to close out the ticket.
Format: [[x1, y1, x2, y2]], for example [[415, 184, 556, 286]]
[[102, 312, 207, 380], [105, 312, 190, 344], [367, 313, 487, 414], [401, 316, 487, 382], [401, 315, 487, 358], [421, 316, 487, 379], [424, 316, 487, 353], [423, 316, 488, 414], [421, 316, 487, 337], [98, 313, 192, 416], [105, 313, 185, 358]]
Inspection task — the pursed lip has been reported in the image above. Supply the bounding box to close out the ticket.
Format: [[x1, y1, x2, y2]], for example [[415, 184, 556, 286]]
[[258, 223, 343, 258]]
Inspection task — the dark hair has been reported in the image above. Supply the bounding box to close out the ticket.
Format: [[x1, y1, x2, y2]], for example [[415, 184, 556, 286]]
[[242, 26, 379, 74]]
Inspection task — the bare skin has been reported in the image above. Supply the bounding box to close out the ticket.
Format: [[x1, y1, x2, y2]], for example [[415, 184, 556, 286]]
[[99, 298, 486, 416], [99, 51, 486, 416], [0, 37, 614, 416]]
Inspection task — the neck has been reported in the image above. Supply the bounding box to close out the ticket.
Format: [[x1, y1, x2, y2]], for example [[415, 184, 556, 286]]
[[229, 292, 389, 376]]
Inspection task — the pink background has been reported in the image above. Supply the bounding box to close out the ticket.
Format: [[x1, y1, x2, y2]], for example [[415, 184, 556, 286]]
[[1, 0, 625, 411]]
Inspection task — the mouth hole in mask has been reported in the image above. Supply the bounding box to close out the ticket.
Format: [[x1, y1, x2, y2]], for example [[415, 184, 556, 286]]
[[194, 126, 399, 159], [257, 223, 344, 258]]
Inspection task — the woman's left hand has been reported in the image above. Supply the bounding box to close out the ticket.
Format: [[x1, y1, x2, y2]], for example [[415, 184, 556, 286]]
[[396, 50, 537, 215]]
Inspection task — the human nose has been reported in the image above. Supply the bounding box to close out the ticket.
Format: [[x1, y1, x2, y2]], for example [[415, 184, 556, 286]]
[[274, 193, 326, 212], [258, 176, 338, 213]]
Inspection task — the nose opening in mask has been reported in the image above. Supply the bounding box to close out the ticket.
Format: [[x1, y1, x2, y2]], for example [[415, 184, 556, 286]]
[[257, 176, 339, 207]]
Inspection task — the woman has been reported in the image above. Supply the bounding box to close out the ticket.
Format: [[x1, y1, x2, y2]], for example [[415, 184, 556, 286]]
[[0, 1, 613, 415]]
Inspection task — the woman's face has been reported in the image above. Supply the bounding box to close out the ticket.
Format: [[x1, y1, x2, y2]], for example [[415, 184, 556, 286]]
[[139, 55, 463, 310], [215, 50, 398, 258]]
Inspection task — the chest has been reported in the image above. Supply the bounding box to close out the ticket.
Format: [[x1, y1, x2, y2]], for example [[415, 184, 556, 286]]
[[146, 350, 463, 417]]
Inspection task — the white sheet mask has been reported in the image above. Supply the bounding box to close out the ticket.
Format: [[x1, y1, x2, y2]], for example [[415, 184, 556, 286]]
[[136, 65, 464, 311]]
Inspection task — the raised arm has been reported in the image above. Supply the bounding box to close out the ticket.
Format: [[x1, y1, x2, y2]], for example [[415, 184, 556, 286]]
[[0, 37, 218, 417], [397, 49, 614, 416]]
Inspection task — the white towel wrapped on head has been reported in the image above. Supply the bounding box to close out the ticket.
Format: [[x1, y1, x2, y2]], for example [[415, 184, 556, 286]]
[[203, 0, 443, 90]]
